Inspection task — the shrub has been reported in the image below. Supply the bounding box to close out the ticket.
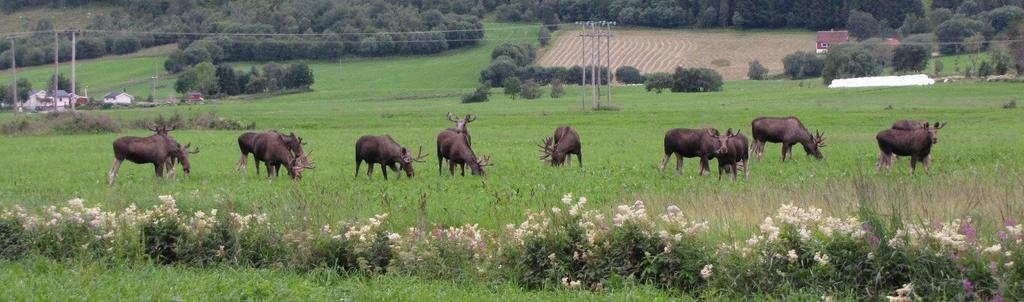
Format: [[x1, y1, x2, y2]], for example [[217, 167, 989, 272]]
[[615, 66, 645, 84], [0, 217, 28, 260], [783, 51, 825, 79], [847, 10, 881, 41], [461, 84, 491, 103], [978, 61, 993, 77], [747, 60, 769, 80], [520, 80, 543, 99], [934, 18, 986, 54], [893, 45, 930, 73], [538, 26, 552, 47], [643, 72, 673, 93], [503, 77, 523, 99], [0, 112, 121, 136], [550, 79, 566, 98], [671, 67, 723, 93]]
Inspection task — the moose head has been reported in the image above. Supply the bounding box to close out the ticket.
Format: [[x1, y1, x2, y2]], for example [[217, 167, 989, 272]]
[[928, 122, 946, 144], [399, 146, 429, 177], [803, 130, 826, 160], [171, 142, 200, 174], [447, 112, 476, 133], [471, 155, 493, 176]]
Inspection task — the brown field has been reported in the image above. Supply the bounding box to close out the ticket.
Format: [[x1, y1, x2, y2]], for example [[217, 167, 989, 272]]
[[537, 29, 817, 81]]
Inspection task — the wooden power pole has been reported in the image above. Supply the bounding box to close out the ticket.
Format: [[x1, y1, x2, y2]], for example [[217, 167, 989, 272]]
[[9, 36, 19, 113], [70, 30, 76, 112], [53, 30, 59, 112]]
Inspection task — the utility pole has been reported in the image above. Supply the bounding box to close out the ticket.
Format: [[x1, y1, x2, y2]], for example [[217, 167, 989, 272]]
[[151, 76, 157, 102], [590, 21, 598, 110], [9, 36, 19, 114], [70, 29, 76, 112], [53, 30, 59, 112], [604, 21, 615, 107], [576, 21, 587, 111]]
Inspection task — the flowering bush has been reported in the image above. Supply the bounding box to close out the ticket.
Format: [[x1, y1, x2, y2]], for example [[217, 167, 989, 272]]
[[2, 194, 1024, 300]]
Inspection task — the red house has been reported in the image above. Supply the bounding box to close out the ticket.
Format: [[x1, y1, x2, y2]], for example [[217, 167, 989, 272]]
[[816, 30, 849, 54], [188, 92, 205, 103]]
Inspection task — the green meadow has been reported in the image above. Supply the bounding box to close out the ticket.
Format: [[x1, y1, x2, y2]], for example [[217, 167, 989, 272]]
[[1, 22, 1022, 299]]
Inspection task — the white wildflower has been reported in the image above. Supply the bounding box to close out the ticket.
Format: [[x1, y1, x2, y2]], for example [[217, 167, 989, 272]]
[[814, 251, 830, 266], [787, 249, 799, 263], [700, 264, 714, 279]]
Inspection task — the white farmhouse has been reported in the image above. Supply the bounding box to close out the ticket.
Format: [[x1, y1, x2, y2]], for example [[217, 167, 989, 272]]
[[24, 90, 73, 111], [103, 92, 134, 105]]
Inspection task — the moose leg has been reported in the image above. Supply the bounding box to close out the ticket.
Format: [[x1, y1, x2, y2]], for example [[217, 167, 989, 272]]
[[658, 153, 671, 172], [355, 159, 362, 178], [717, 165, 723, 181], [236, 153, 248, 172], [367, 163, 375, 179], [922, 155, 931, 173], [255, 160, 261, 176], [154, 163, 165, 178], [460, 163, 466, 176], [780, 144, 790, 162], [381, 163, 389, 180], [448, 161, 456, 176], [732, 164, 739, 181], [166, 157, 176, 180], [108, 159, 123, 185], [699, 157, 711, 176], [577, 151, 583, 168], [675, 156, 684, 175], [909, 156, 919, 175]]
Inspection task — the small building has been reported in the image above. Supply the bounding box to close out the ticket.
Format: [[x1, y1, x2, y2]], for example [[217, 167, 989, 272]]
[[24, 90, 75, 111], [816, 30, 849, 54], [23, 90, 49, 111], [103, 92, 134, 105], [188, 92, 204, 103], [885, 38, 902, 47]]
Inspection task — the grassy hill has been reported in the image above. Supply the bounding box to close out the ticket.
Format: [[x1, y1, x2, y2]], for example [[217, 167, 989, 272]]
[[0, 4, 114, 32]]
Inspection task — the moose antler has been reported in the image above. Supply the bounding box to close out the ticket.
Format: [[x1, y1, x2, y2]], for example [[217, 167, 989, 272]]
[[478, 155, 493, 167], [815, 130, 827, 147], [537, 137, 554, 160], [146, 123, 159, 132], [447, 112, 458, 122], [465, 114, 476, 123], [413, 146, 429, 162]]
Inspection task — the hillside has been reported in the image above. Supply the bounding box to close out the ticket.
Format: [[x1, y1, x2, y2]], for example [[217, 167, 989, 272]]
[[538, 29, 816, 81], [0, 4, 114, 32]]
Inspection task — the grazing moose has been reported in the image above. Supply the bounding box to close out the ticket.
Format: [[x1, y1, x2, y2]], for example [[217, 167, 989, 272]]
[[354, 135, 428, 179], [108, 124, 199, 185], [538, 126, 582, 167], [750, 117, 826, 161], [712, 129, 750, 181], [876, 122, 946, 174], [659, 128, 724, 176], [236, 131, 306, 175], [252, 132, 314, 179], [437, 131, 492, 176]]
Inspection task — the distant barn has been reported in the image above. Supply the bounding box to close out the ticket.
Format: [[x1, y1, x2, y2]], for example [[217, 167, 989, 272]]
[[103, 92, 134, 105], [816, 30, 849, 54]]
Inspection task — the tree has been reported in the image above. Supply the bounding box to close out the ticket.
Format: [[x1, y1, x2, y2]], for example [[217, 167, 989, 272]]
[[892, 44, 930, 73], [46, 73, 79, 93], [216, 65, 241, 96], [847, 10, 881, 41], [503, 76, 522, 99], [823, 44, 882, 84], [747, 60, 768, 80], [671, 67, 723, 93], [783, 51, 824, 79], [1, 78, 31, 108], [934, 60, 945, 77], [479, 56, 521, 86], [990, 6, 1024, 33], [934, 18, 986, 54], [175, 62, 219, 95], [538, 26, 551, 47], [550, 79, 566, 98], [644, 72, 673, 93], [615, 66, 644, 84], [977, 60, 993, 77], [284, 63, 315, 89], [520, 80, 543, 99]]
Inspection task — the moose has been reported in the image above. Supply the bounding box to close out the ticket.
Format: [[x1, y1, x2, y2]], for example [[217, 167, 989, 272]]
[[659, 128, 724, 176], [538, 126, 582, 167], [876, 122, 946, 174], [712, 129, 750, 181], [446, 112, 475, 146], [437, 130, 492, 176], [354, 135, 428, 179], [108, 124, 199, 185], [891, 120, 930, 130], [236, 130, 306, 175], [251, 132, 314, 179], [750, 116, 826, 161]]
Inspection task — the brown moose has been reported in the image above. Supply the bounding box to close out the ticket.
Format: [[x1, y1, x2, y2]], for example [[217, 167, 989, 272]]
[[437, 130, 491, 176], [712, 128, 750, 181], [539, 126, 582, 167], [355, 135, 428, 179], [659, 128, 724, 176], [251, 132, 314, 179], [108, 124, 198, 185], [236, 131, 306, 175], [876, 122, 946, 174], [750, 116, 826, 161]]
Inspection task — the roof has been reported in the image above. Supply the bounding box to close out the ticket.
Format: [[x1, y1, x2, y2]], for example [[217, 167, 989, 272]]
[[189, 92, 203, 96], [885, 38, 901, 46], [51, 90, 70, 97], [104, 92, 132, 98], [816, 31, 849, 43]]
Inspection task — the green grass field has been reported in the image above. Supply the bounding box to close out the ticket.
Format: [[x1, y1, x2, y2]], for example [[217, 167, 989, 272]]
[[1, 22, 1023, 299]]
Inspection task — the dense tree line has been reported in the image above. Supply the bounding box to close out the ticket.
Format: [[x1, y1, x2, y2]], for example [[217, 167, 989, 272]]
[[174, 62, 314, 98], [2, 0, 485, 71]]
